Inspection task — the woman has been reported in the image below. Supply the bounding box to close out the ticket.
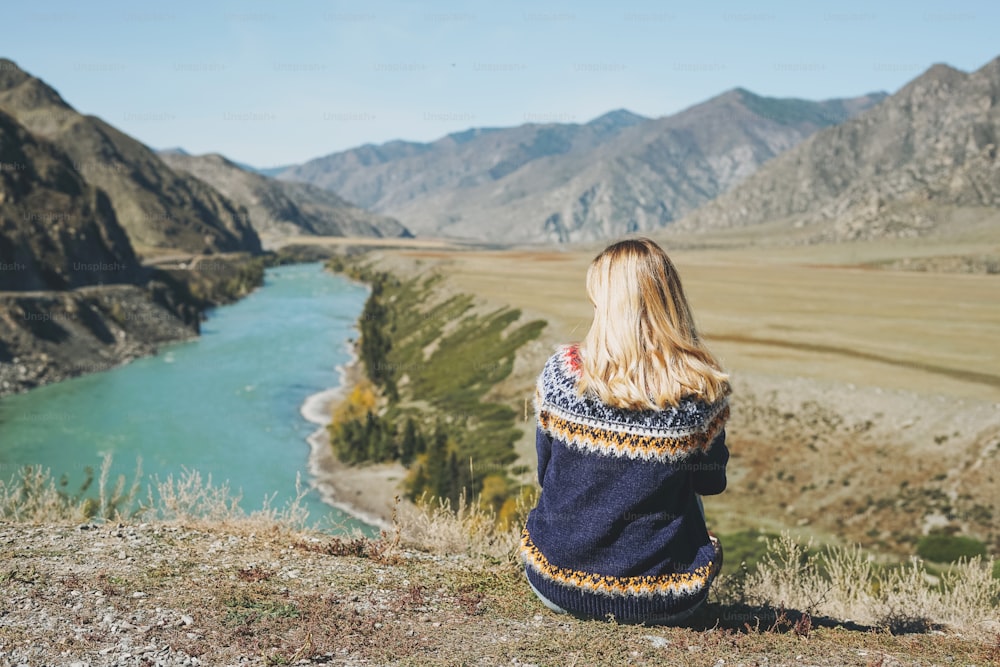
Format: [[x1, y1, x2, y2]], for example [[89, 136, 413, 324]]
[[520, 237, 731, 624]]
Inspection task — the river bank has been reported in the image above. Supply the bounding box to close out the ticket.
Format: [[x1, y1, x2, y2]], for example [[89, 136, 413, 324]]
[[0, 254, 265, 400], [299, 353, 407, 531]]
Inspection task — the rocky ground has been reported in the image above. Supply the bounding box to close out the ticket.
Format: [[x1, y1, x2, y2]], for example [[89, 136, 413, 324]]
[[863, 254, 1000, 274], [2, 520, 997, 667]]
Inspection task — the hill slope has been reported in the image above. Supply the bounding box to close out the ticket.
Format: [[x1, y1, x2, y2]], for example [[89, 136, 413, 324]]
[[158, 151, 411, 246], [675, 56, 1000, 240], [279, 93, 885, 243], [0, 58, 261, 255], [0, 110, 142, 290]]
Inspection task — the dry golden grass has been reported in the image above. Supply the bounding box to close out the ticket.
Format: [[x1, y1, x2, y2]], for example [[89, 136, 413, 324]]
[[374, 236, 1000, 402]]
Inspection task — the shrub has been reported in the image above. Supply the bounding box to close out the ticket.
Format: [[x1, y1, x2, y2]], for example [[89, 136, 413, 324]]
[[719, 529, 780, 575], [916, 533, 988, 563], [741, 532, 1000, 634]]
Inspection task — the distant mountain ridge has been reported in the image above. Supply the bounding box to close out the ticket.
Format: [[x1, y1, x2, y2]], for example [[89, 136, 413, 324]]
[[675, 57, 1000, 240], [157, 151, 411, 247], [0, 58, 261, 255], [278, 91, 886, 243]]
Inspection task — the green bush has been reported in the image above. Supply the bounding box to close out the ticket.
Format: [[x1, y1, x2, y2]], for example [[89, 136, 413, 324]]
[[718, 529, 780, 574], [915, 533, 988, 563]]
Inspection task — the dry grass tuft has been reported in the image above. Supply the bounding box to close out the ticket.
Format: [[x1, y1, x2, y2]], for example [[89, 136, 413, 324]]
[[394, 490, 527, 560], [0, 457, 313, 536], [0, 454, 142, 523], [147, 468, 311, 533], [742, 532, 1000, 636]]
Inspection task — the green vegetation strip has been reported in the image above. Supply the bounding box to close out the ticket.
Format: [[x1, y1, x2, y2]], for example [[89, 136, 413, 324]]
[[326, 256, 545, 520]]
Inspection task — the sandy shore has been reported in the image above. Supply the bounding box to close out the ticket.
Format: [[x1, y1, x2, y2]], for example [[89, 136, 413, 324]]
[[299, 350, 409, 532]]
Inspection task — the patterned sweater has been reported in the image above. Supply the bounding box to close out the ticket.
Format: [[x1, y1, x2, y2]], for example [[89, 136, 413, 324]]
[[520, 343, 730, 622]]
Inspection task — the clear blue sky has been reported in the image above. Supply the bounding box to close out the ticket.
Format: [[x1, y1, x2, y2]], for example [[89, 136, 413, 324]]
[[7, 0, 998, 168]]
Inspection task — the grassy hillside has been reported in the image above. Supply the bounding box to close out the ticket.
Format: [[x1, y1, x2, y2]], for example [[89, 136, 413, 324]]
[[323, 254, 545, 517]]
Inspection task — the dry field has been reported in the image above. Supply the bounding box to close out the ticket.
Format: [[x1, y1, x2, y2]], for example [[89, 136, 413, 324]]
[[348, 229, 1000, 558]]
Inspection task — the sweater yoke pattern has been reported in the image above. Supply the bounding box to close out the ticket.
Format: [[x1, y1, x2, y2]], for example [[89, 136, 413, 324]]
[[535, 344, 729, 464]]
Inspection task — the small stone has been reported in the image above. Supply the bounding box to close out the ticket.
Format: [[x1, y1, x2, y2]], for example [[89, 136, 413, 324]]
[[180, 614, 194, 626]]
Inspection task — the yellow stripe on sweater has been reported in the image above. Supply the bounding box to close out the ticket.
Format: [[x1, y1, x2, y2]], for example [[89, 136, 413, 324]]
[[538, 403, 729, 462], [520, 529, 719, 598]]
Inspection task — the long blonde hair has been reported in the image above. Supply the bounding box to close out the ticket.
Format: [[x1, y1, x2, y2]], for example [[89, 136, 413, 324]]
[[578, 237, 730, 409]]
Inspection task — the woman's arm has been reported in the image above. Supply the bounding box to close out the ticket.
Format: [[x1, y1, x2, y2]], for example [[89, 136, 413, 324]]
[[536, 426, 553, 487], [690, 429, 729, 496]]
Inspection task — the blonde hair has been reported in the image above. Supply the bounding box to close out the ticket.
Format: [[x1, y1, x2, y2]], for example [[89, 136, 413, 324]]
[[578, 237, 730, 409]]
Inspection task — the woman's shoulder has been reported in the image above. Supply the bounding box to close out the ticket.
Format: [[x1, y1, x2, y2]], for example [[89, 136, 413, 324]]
[[538, 342, 728, 426], [537, 343, 582, 390], [542, 342, 581, 374]]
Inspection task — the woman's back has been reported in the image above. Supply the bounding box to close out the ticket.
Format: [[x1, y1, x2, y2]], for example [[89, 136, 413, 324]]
[[520, 238, 731, 624]]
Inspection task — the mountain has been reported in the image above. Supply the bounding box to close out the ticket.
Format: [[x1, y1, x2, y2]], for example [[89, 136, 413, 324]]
[[0, 109, 142, 290], [0, 59, 261, 255], [157, 151, 411, 245], [675, 57, 1000, 240], [278, 92, 885, 243]]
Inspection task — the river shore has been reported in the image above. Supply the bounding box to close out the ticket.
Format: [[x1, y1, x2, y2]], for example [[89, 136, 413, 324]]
[[299, 349, 409, 532]]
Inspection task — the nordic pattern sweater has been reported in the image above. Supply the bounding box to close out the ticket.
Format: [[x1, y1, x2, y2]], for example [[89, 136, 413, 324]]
[[521, 343, 730, 622]]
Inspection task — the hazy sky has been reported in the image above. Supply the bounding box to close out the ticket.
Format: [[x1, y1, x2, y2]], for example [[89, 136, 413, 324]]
[[6, 0, 998, 168]]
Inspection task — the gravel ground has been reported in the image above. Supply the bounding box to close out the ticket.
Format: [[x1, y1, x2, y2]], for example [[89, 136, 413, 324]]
[[1, 521, 996, 667]]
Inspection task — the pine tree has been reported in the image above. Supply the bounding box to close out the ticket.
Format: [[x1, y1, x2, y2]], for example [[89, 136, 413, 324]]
[[447, 450, 461, 506], [425, 425, 450, 501], [405, 454, 429, 502], [400, 418, 418, 467]]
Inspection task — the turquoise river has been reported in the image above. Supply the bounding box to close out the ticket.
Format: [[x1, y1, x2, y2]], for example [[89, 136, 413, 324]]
[[0, 262, 375, 534]]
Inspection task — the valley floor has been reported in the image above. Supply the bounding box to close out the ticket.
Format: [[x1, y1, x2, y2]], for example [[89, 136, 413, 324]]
[[341, 231, 1000, 557]]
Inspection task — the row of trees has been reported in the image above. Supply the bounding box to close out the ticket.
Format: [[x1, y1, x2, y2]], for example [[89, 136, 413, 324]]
[[328, 397, 483, 508], [357, 275, 398, 401], [325, 262, 539, 524]]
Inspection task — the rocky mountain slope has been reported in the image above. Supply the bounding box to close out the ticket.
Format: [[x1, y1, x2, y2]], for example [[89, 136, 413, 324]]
[[675, 57, 1000, 241], [0, 58, 261, 255], [279, 92, 885, 243], [0, 110, 141, 291], [158, 151, 411, 247], [0, 59, 272, 397]]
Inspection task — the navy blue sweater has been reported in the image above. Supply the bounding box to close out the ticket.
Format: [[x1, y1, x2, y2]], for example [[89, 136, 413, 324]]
[[521, 344, 730, 622]]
